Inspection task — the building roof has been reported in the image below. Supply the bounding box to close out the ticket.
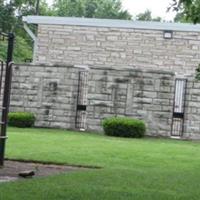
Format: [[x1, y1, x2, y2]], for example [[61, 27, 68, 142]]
[[23, 16, 200, 32]]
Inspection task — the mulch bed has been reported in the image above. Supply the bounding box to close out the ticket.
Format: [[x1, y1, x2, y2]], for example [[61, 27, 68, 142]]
[[0, 160, 87, 183]]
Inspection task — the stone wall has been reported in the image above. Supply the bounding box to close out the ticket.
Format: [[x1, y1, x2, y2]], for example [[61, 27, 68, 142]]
[[10, 64, 175, 137], [184, 78, 200, 139], [11, 64, 200, 139], [36, 24, 200, 74], [11, 64, 82, 129], [87, 67, 175, 136]]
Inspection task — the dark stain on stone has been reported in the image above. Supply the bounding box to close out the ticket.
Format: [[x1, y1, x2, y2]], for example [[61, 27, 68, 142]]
[[49, 82, 58, 95], [115, 78, 129, 83]]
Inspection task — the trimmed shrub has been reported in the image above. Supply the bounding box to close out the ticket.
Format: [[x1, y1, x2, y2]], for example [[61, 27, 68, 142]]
[[102, 117, 146, 138], [8, 112, 36, 128]]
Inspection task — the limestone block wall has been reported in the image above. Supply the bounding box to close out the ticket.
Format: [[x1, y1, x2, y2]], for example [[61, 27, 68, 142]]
[[184, 78, 200, 139], [87, 67, 175, 136], [10, 64, 175, 137], [10, 64, 81, 129], [36, 24, 200, 74], [9, 63, 200, 139]]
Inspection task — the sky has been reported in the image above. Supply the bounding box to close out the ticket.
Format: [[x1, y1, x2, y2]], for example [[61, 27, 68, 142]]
[[122, 0, 176, 21], [46, 0, 176, 21]]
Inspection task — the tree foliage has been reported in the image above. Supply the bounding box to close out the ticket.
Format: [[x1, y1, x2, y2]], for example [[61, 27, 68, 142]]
[[0, 35, 32, 63], [174, 12, 191, 22], [136, 10, 162, 22], [171, 0, 200, 23], [0, 0, 53, 63], [53, 0, 132, 19], [0, 3, 16, 32]]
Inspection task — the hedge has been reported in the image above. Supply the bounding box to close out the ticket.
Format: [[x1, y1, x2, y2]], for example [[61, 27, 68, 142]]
[[102, 117, 146, 138], [8, 112, 35, 128]]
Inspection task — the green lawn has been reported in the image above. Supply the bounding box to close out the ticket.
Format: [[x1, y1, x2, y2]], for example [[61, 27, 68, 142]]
[[1, 127, 200, 200]]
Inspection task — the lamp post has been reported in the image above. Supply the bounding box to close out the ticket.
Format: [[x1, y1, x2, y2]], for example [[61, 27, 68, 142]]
[[0, 32, 14, 166]]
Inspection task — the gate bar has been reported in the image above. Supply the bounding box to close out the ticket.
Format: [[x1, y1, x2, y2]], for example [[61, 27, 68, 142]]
[[75, 72, 81, 129], [75, 71, 88, 129], [171, 78, 187, 137]]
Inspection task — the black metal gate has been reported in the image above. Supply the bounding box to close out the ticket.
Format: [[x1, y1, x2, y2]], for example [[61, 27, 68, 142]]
[[75, 71, 88, 130], [0, 32, 15, 166], [171, 78, 187, 137]]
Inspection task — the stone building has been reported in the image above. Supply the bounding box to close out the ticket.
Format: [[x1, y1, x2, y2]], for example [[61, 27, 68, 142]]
[[9, 16, 200, 139], [23, 16, 200, 74]]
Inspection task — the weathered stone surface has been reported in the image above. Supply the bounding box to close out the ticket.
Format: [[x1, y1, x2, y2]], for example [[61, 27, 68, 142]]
[[10, 64, 80, 130], [35, 24, 200, 75], [10, 64, 200, 139], [86, 67, 175, 137], [184, 77, 200, 139], [11, 64, 171, 136]]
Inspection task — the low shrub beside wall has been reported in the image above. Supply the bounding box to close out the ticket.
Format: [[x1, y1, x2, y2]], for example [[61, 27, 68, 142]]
[[102, 117, 146, 138], [8, 112, 36, 128]]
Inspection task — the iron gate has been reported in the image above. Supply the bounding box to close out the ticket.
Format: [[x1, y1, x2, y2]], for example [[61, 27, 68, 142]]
[[75, 71, 88, 130], [171, 78, 187, 137], [0, 32, 14, 166]]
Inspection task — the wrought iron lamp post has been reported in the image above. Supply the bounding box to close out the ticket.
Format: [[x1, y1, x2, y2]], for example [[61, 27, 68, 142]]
[[0, 32, 15, 166]]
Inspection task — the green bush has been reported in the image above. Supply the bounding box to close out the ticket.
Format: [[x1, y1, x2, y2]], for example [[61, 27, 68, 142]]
[[102, 117, 146, 138], [195, 64, 200, 80], [8, 112, 36, 128]]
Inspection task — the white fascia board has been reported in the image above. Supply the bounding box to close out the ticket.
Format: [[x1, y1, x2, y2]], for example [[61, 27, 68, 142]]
[[22, 16, 200, 32]]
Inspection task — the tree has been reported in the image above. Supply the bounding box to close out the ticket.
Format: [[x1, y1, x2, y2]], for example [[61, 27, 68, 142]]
[[174, 12, 191, 22], [171, 0, 200, 23], [0, 3, 16, 32], [136, 10, 162, 22], [0, 35, 32, 62], [53, 0, 132, 19], [0, 0, 54, 63]]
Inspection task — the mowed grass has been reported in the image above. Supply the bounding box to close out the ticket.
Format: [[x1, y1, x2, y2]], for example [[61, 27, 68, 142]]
[[1, 127, 200, 200]]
